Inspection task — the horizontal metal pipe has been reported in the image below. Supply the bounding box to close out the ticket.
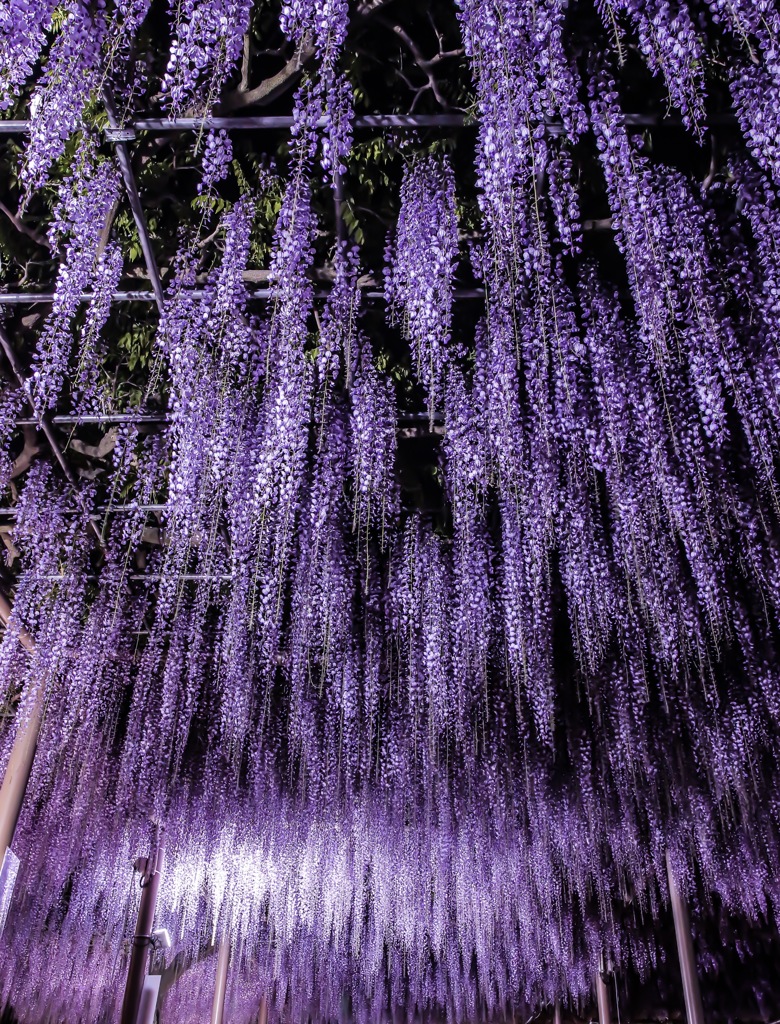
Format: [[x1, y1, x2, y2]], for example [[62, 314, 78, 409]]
[[13, 410, 434, 427], [15, 414, 170, 426], [0, 504, 169, 515], [37, 574, 235, 581], [0, 287, 486, 304], [0, 113, 737, 135]]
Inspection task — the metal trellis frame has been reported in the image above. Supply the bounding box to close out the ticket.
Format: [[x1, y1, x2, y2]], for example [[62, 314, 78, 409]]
[[0, 287, 487, 304], [0, 101, 739, 489], [0, 112, 738, 134]]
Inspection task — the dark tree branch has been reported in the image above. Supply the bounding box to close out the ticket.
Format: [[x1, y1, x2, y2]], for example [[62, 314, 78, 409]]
[[219, 38, 316, 112], [376, 17, 463, 110], [155, 940, 218, 1022], [10, 426, 40, 480], [356, 0, 399, 16], [239, 32, 252, 92], [0, 201, 50, 250], [220, 0, 405, 112]]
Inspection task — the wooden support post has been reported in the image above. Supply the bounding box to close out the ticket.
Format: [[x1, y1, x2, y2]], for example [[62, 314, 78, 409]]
[[120, 834, 165, 1024], [595, 956, 612, 1024], [666, 851, 706, 1024], [210, 936, 230, 1024], [0, 593, 41, 861], [553, 997, 563, 1024], [257, 995, 268, 1024]]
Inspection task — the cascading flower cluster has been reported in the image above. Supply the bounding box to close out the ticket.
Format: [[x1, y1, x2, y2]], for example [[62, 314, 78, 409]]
[[4, 0, 780, 1021], [458, 0, 586, 269], [385, 153, 458, 415], [596, 0, 707, 132], [281, 0, 353, 182], [706, 0, 780, 182], [163, 0, 252, 113], [19, 0, 109, 196], [30, 142, 122, 412], [0, 0, 58, 110]]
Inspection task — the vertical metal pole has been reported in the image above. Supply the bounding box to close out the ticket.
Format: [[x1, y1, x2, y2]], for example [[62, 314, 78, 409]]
[[102, 88, 165, 314], [0, 593, 41, 860], [666, 851, 706, 1024], [120, 835, 165, 1024], [553, 997, 563, 1024], [257, 995, 268, 1024], [595, 957, 612, 1024], [210, 935, 230, 1024]]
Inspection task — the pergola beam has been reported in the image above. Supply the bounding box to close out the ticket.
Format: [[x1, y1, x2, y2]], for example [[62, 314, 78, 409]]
[[0, 287, 486, 305], [0, 112, 737, 135]]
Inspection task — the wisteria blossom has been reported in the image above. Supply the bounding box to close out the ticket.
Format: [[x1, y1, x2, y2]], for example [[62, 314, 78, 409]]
[[2, 0, 780, 1021]]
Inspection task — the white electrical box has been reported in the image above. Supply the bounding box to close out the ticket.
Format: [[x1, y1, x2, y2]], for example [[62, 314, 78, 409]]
[[136, 973, 161, 1024]]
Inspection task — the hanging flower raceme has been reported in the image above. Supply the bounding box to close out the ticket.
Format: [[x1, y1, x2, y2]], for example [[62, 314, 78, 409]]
[[706, 0, 780, 183], [348, 339, 398, 546], [162, 0, 252, 114], [20, 0, 109, 197], [458, 0, 586, 266], [316, 242, 361, 400], [286, 404, 360, 798], [727, 163, 780, 449], [589, 61, 738, 455], [30, 144, 122, 413], [595, 0, 707, 132], [442, 366, 492, 731], [0, 0, 58, 110], [0, 385, 27, 496], [281, 0, 352, 181], [198, 129, 234, 195], [385, 153, 459, 416], [0, 464, 91, 749], [216, 168, 317, 758], [388, 514, 454, 745]]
